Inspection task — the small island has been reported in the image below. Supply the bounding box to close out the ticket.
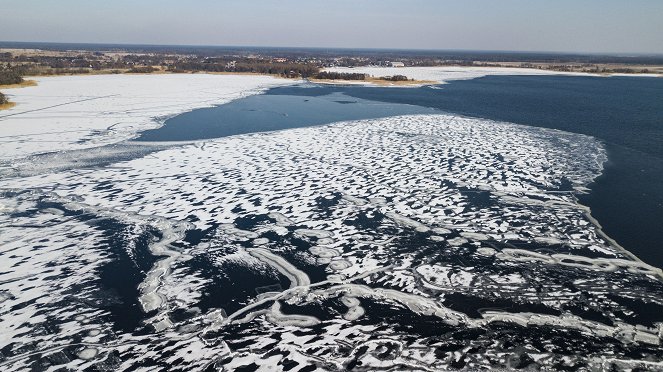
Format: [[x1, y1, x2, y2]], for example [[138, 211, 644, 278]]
[[0, 69, 33, 110], [0, 91, 11, 110]]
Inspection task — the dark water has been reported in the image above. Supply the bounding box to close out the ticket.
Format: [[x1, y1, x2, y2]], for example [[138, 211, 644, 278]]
[[579, 144, 663, 266], [270, 76, 663, 158], [268, 76, 663, 269], [138, 75, 663, 268], [137, 92, 434, 141]]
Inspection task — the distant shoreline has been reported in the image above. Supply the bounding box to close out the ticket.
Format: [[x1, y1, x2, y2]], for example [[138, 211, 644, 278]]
[[1, 65, 660, 113], [309, 76, 438, 87], [3, 45, 663, 81], [2, 41, 662, 60]]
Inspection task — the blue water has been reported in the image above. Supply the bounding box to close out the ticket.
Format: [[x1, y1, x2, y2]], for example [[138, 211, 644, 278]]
[[138, 75, 663, 268], [272, 76, 663, 158], [136, 92, 434, 141], [268, 76, 663, 269]]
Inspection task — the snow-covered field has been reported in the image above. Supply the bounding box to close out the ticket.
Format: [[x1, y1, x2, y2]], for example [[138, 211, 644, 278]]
[[322, 65, 659, 85], [0, 74, 295, 160]]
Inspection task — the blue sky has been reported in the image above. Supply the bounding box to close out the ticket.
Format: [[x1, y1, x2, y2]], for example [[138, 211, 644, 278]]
[[1, 0, 662, 54]]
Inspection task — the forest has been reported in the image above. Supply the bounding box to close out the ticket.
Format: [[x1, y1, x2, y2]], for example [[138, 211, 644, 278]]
[[314, 71, 367, 80]]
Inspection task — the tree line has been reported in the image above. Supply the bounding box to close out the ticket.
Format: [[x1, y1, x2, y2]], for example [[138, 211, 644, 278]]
[[0, 69, 24, 106], [128, 66, 158, 74], [167, 61, 319, 77], [380, 75, 410, 82], [314, 71, 367, 80], [0, 69, 24, 85]]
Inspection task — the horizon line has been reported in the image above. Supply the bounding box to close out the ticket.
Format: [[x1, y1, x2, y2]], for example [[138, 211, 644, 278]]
[[1, 40, 662, 58]]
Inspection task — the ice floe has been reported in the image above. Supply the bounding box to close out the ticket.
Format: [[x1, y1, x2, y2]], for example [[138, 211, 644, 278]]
[[2, 110, 663, 370]]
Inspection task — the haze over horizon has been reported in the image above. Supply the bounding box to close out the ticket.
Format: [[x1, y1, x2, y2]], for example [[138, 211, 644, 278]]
[[1, 0, 662, 55]]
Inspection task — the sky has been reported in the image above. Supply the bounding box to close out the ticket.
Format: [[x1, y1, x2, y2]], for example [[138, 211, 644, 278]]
[[1, 0, 662, 54]]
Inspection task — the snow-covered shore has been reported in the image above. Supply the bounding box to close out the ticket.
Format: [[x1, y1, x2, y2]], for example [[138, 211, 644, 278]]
[[322, 66, 660, 86], [0, 74, 296, 160]]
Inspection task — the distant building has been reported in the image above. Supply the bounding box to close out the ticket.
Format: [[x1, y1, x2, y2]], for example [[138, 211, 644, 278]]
[[390, 62, 405, 67]]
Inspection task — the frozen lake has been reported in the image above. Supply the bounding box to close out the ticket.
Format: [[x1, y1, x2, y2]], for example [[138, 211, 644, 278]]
[[1, 73, 662, 371]]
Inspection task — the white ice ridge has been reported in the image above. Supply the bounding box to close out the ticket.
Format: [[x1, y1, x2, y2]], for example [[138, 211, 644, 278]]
[[37, 193, 193, 330], [0, 74, 296, 160], [248, 248, 311, 288], [493, 248, 663, 277], [322, 66, 661, 86], [214, 275, 662, 346]]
